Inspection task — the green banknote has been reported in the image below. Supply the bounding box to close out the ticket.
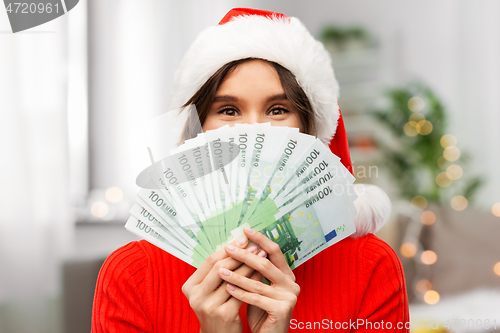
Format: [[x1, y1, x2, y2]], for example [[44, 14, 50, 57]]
[[130, 124, 358, 269]]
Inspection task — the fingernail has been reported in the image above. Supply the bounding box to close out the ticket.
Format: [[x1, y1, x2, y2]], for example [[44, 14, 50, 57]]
[[244, 226, 255, 234], [237, 236, 247, 246], [227, 284, 236, 291], [246, 244, 257, 253], [258, 250, 267, 257], [220, 267, 231, 277], [226, 244, 236, 252]]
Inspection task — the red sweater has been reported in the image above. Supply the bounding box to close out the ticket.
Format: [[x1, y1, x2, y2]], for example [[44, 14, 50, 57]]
[[92, 234, 409, 332]]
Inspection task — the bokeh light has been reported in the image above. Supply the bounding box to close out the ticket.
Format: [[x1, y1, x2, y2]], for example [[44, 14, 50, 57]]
[[400, 243, 418, 258], [105, 186, 124, 203], [440, 134, 457, 148], [492, 203, 500, 217], [443, 146, 461, 161], [408, 96, 425, 112], [421, 250, 438, 265], [420, 210, 436, 225], [91, 201, 109, 218], [436, 172, 452, 187], [424, 290, 440, 305], [403, 118, 433, 136], [416, 120, 433, 135], [416, 279, 432, 294], [404, 122, 418, 136], [446, 164, 463, 180], [411, 195, 428, 210], [451, 195, 468, 211], [494, 262, 500, 276], [409, 112, 425, 122]]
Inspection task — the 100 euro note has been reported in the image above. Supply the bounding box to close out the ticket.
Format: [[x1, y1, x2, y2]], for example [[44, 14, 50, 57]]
[[129, 123, 358, 269], [127, 188, 210, 267], [231, 130, 358, 269], [274, 138, 357, 269], [227, 173, 357, 269], [168, 134, 225, 251], [131, 150, 217, 261], [129, 130, 252, 264], [129, 175, 342, 268], [177, 127, 245, 250], [203, 127, 239, 247], [238, 124, 293, 226], [270, 175, 357, 269], [191, 124, 330, 251]]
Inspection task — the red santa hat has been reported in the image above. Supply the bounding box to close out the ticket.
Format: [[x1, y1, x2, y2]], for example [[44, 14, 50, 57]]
[[168, 8, 391, 237]]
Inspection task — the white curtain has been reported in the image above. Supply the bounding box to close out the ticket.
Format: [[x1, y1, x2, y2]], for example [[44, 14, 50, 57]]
[[0, 12, 74, 333], [88, 0, 241, 195]]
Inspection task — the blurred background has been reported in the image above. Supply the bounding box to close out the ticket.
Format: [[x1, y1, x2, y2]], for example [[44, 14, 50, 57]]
[[1, 0, 499, 332]]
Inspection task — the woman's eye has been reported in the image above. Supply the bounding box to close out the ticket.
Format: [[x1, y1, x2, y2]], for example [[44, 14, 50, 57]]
[[217, 108, 239, 116], [268, 107, 289, 116]]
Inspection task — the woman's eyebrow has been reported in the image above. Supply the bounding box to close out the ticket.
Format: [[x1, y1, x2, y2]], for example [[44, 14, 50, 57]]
[[213, 95, 238, 102], [213, 93, 288, 103], [267, 93, 288, 102]]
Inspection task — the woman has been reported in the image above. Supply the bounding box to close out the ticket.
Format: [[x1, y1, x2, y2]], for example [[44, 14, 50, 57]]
[[92, 8, 409, 333]]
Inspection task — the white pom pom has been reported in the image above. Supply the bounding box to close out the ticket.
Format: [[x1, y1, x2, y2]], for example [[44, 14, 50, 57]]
[[350, 184, 391, 238]]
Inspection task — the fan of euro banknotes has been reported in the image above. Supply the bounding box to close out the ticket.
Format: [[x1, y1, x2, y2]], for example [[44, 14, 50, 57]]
[[126, 119, 358, 269]]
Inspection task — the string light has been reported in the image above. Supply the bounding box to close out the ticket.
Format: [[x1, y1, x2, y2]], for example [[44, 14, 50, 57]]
[[424, 290, 440, 304], [436, 172, 452, 187], [404, 122, 418, 136], [403, 116, 432, 136], [400, 243, 417, 258], [420, 211, 436, 225], [492, 203, 500, 217], [105, 186, 124, 203], [494, 262, 500, 276], [401, 124, 480, 306], [408, 96, 425, 112], [440, 134, 457, 148], [443, 146, 461, 161], [416, 279, 432, 294], [446, 164, 463, 180], [91, 202, 109, 218], [409, 112, 425, 122], [451, 195, 468, 211], [421, 250, 437, 265], [411, 195, 428, 210], [416, 120, 433, 135]]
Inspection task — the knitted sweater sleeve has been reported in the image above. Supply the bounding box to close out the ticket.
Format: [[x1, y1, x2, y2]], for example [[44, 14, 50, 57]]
[[91, 242, 154, 333], [355, 235, 410, 332]]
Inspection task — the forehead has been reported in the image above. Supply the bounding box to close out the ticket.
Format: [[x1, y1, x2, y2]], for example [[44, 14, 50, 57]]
[[216, 59, 284, 96]]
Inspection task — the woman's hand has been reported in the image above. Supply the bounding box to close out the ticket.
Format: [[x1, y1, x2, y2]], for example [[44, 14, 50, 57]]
[[219, 227, 300, 333], [182, 236, 262, 333]]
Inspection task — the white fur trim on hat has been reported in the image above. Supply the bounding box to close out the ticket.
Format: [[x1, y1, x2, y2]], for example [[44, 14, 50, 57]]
[[168, 14, 340, 145], [350, 184, 391, 238]]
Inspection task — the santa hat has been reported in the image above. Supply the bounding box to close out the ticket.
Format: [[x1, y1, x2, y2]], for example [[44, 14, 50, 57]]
[[168, 8, 391, 237]]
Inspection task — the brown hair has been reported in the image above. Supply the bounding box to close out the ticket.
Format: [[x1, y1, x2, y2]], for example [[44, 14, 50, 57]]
[[181, 58, 315, 141]]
